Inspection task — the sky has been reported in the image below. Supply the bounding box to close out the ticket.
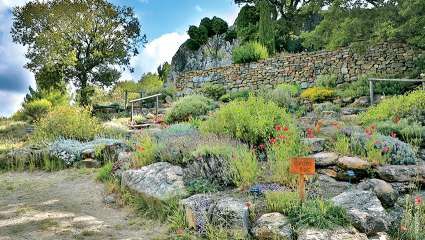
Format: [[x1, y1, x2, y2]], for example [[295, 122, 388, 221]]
[[0, 0, 240, 117]]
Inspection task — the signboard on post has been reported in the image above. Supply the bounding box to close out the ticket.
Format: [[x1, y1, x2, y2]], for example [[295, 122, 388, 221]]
[[290, 157, 316, 202]]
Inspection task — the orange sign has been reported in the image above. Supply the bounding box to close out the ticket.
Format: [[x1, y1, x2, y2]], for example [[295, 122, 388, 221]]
[[290, 157, 315, 175]]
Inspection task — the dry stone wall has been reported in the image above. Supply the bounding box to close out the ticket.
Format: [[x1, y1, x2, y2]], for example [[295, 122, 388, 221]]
[[175, 42, 422, 94]]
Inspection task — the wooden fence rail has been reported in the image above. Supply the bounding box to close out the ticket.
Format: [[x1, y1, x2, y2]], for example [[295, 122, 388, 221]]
[[368, 78, 425, 105]]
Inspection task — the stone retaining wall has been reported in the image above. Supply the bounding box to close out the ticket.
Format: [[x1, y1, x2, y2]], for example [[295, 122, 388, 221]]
[[175, 42, 422, 94]]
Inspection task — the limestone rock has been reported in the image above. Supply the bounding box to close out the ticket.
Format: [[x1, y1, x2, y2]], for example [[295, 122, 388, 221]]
[[308, 174, 352, 199], [376, 165, 425, 184], [297, 227, 368, 240], [337, 156, 371, 170], [310, 152, 339, 167], [357, 179, 398, 207], [252, 213, 293, 240], [332, 190, 389, 234], [121, 162, 187, 200]]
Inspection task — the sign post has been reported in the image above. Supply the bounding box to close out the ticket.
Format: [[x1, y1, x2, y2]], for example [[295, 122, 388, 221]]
[[290, 157, 315, 202]]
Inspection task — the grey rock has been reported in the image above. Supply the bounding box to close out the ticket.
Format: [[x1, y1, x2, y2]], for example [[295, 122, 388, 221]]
[[181, 194, 215, 233], [308, 174, 352, 199], [121, 162, 187, 200], [337, 156, 371, 170], [302, 138, 326, 153], [310, 152, 339, 167], [252, 213, 293, 240], [332, 190, 389, 234], [376, 165, 425, 184], [112, 151, 133, 178], [357, 179, 398, 207], [80, 158, 100, 168], [103, 194, 117, 205], [297, 227, 368, 240], [185, 154, 233, 186], [81, 148, 95, 159], [368, 232, 390, 240]]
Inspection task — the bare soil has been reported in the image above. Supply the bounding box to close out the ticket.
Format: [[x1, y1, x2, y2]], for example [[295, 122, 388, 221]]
[[0, 169, 169, 240]]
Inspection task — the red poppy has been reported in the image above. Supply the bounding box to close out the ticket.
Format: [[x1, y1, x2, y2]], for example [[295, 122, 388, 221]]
[[365, 128, 373, 137], [390, 132, 397, 138], [259, 144, 266, 149], [279, 135, 287, 139], [374, 140, 381, 145], [270, 138, 277, 144], [275, 125, 282, 131], [283, 127, 289, 132], [416, 196, 422, 205], [382, 146, 390, 153], [245, 202, 252, 208]]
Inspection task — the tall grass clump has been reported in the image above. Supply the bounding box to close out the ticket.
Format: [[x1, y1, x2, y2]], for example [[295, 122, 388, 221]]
[[165, 95, 216, 124]]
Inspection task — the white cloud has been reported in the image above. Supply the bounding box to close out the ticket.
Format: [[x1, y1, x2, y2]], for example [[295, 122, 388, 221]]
[[195, 5, 203, 13], [123, 32, 188, 80], [0, 91, 26, 117], [0, 0, 29, 12]]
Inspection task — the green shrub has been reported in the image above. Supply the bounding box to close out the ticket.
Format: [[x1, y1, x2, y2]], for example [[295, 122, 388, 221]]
[[358, 90, 425, 125], [376, 119, 425, 147], [22, 99, 52, 122], [316, 74, 338, 88], [96, 162, 113, 182], [265, 191, 299, 215], [229, 145, 259, 189], [390, 194, 425, 240], [261, 83, 303, 114], [186, 178, 219, 195], [232, 41, 268, 64], [165, 95, 215, 124], [201, 96, 297, 146], [31, 105, 103, 143], [132, 115, 146, 125], [334, 135, 351, 156], [219, 90, 251, 102], [133, 133, 156, 168], [199, 83, 226, 100], [301, 87, 336, 102]]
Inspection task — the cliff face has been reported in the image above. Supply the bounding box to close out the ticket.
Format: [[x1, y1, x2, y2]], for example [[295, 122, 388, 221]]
[[169, 34, 240, 84]]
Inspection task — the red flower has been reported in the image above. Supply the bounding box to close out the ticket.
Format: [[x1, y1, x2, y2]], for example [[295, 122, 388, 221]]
[[283, 127, 289, 132], [382, 146, 390, 153], [416, 196, 422, 205], [176, 228, 185, 236], [390, 132, 397, 138], [138, 146, 145, 152], [306, 128, 315, 138], [365, 128, 373, 137], [259, 144, 266, 149], [275, 125, 282, 131], [374, 140, 381, 145], [370, 124, 377, 130], [270, 138, 277, 144], [278, 135, 287, 139], [245, 202, 252, 208]]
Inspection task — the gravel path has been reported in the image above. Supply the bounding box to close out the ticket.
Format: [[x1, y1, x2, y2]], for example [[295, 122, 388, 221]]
[[0, 169, 169, 240]]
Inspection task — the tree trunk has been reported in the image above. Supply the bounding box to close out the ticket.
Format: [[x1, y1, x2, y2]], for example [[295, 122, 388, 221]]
[[79, 73, 89, 106]]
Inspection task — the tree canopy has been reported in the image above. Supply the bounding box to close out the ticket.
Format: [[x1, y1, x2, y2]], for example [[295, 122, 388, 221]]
[[11, 0, 146, 106]]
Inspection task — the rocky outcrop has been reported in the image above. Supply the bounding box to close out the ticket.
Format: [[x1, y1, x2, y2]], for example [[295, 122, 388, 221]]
[[252, 213, 293, 240], [169, 34, 239, 87], [376, 165, 425, 184], [310, 152, 339, 167], [357, 179, 398, 208], [121, 162, 187, 200], [332, 190, 389, 234], [308, 174, 352, 199]]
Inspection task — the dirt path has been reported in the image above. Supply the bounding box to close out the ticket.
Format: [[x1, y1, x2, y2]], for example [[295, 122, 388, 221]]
[[0, 169, 169, 240]]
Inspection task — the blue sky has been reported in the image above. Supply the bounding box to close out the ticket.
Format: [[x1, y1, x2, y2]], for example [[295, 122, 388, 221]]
[[0, 0, 240, 116]]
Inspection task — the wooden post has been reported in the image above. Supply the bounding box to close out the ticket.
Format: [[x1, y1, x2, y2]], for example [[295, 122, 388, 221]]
[[298, 174, 305, 202], [131, 102, 134, 123], [369, 80, 374, 106], [124, 91, 128, 109]]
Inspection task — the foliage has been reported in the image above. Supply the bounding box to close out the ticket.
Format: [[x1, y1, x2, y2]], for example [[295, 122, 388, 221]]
[[219, 90, 251, 102], [132, 115, 146, 125], [265, 191, 299, 215], [229, 145, 259, 189], [390, 194, 425, 240], [267, 124, 305, 186], [199, 83, 226, 101], [31, 105, 103, 143], [224, 29, 237, 42], [258, 0, 275, 54], [96, 162, 113, 182], [358, 90, 425, 125], [334, 134, 351, 156], [165, 95, 216, 124], [139, 73, 164, 93], [235, 5, 260, 43], [11, 0, 146, 106], [316, 74, 338, 88], [260, 83, 303, 114], [21, 99, 52, 122], [301, 87, 336, 102], [201, 96, 296, 146], [157, 62, 171, 82], [133, 133, 156, 168], [376, 119, 425, 148], [186, 17, 229, 51], [186, 178, 219, 195], [232, 41, 269, 64]]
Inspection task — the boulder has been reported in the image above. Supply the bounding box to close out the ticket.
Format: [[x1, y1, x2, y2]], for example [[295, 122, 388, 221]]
[[297, 227, 368, 240], [252, 213, 293, 240], [308, 175, 352, 199], [357, 179, 398, 207], [181, 194, 249, 236], [332, 190, 389, 234], [376, 165, 425, 184], [79, 158, 100, 168], [310, 152, 339, 167], [121, 162, 187, 200], [368, 232, 390, 240], [185, 154, 233, 186], [302, 138, 326, 153], [112, 151, 133, 178], [337, 156, 371, 170]]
